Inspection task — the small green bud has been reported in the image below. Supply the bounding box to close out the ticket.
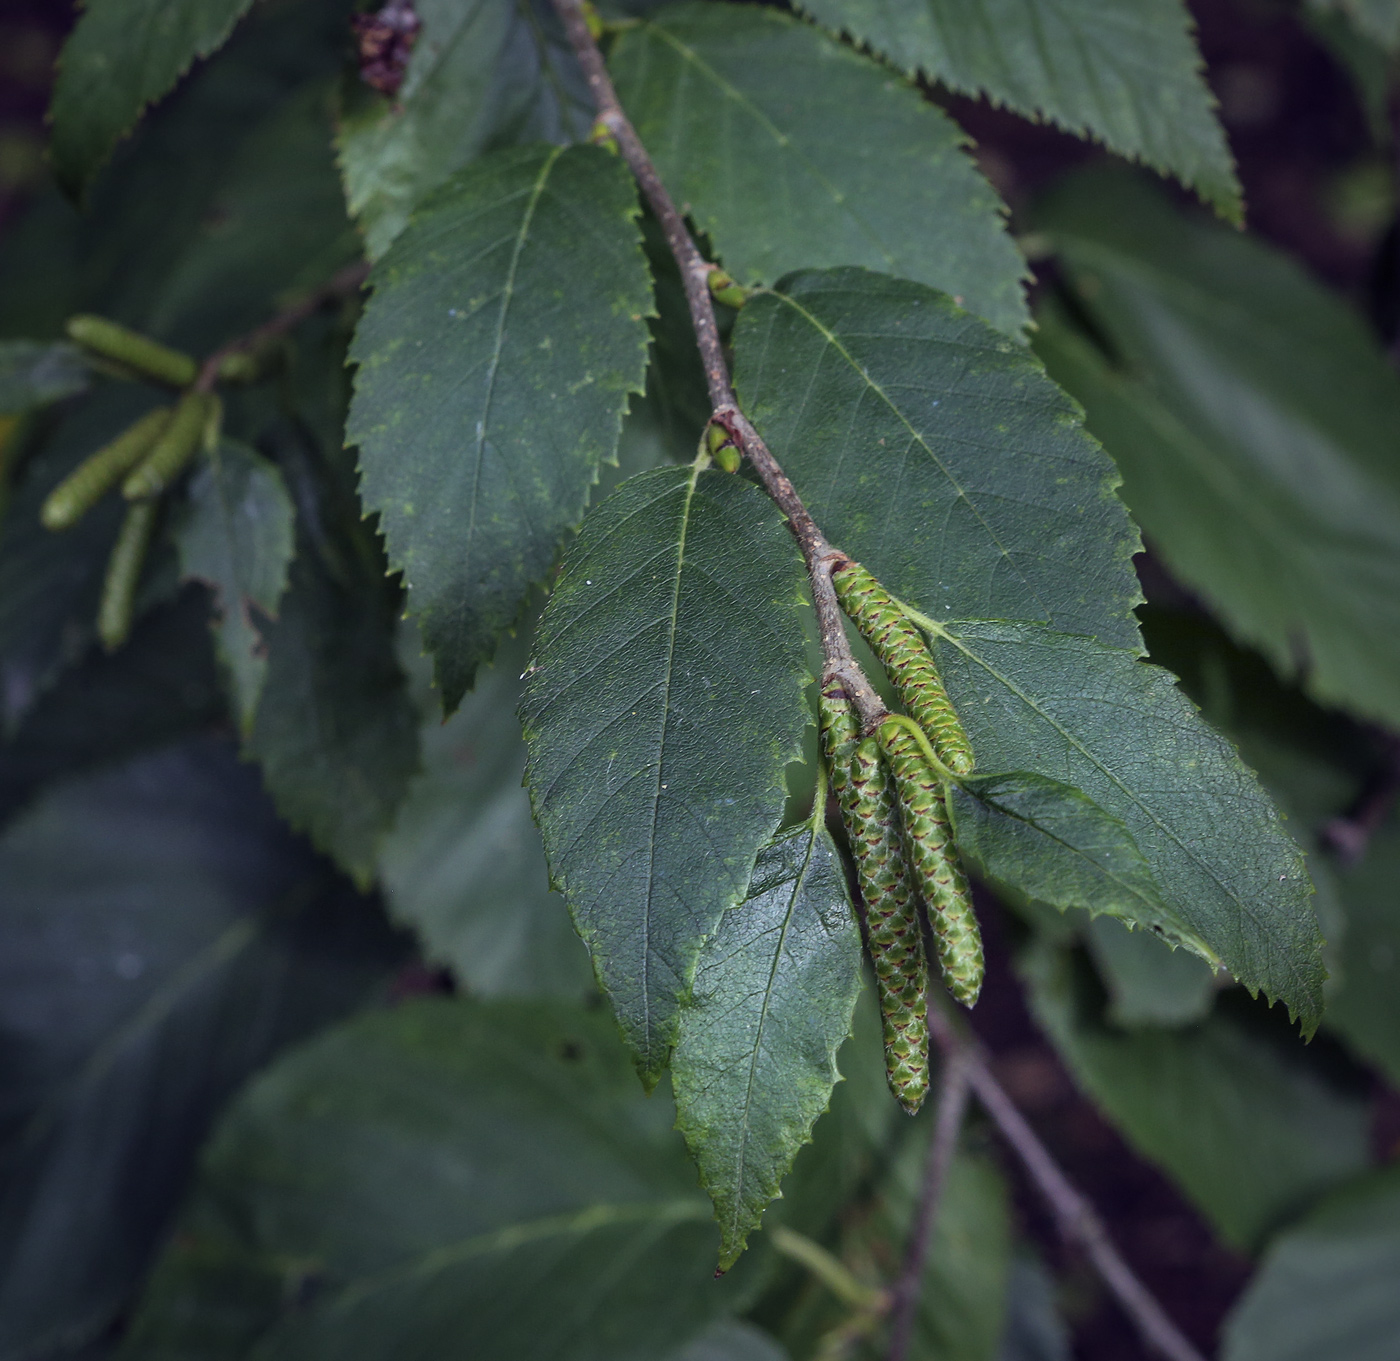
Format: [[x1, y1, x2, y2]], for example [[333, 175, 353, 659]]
[[704, 419, 741, 473], [588, 117, 619, 156], [707, 268, 751, 310], [581, 0, 605, 39]]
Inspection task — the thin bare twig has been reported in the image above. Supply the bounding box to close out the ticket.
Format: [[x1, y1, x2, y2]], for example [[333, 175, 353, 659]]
[[550, 0, 889, 732], [194, 259, 371, 393], [925, 1008, 1208, 1361], [886, 1050, 971, 1361]]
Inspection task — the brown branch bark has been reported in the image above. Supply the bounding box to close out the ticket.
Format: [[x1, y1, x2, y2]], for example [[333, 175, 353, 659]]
[[885, 1050, 971, 1361], [925, 1007, 1209, 1361], [550, 0, 890, 731]]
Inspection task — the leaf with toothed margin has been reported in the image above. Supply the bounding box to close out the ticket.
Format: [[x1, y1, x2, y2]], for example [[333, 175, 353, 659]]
[[520, 465, 810, 1085], [607, 1, 1028, 336], [348, 143, 654, 713], [790, 0, 1241, 222], [48, 0, 257, 197], [732, 267, 1144, 652], [947, 769, 1212, 960], [932, 619, 1325, 1033], [672, 818, 863, 1270]]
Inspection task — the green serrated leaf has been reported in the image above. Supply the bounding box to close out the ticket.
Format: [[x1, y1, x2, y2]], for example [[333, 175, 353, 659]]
[[0, 341, 89, 415], [1222, 1164, 1400, 1361], [521, 465, 809, 1083], [1033, 169, 1400, 731], [350, 143, 654, 711], [337, 0, 591, 259], [379, 626, 593, 998], [174, 439, 295, 732], [793, 0, 1240, 221], [48, 0, 257, 197], [932, 619, 1325, 1031], [1024, 939, 1367, 1250], [121, 999, 758, 1360], [732, 268, 1143, 653], [608, 3, 1028, 336], [0, 740, 402, 1360], [949, 771, 1207, 957], [672, 818, 863, 1269], [244, 499, 419, 891]]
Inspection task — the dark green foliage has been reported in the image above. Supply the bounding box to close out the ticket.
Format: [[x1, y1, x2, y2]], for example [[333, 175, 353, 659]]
[[48, 0, 259, 196], [121, 999, 761, 1360], [791, 0, 1241, 221], [672, 817, 862, 1268], [0, 341, 89, 415], [350, 144, 654, 710], [1034, 168, 1400, 730], [0, 740, 403, 1359], [1025, 942, 1369, 1251], [521, 465, 809, 1082], [608, 2, 1028, 335], [733, 268, 1144, 650], [10, 0, 1390, 1351]]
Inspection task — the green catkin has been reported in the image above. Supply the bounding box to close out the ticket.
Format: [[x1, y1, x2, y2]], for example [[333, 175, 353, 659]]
[[122, 391, 210, 500], [819, 684, 930, 1113], [40, 406, 172, 530], [878, 719, 985, 1007], [831, 559, 975, 776], [66, 315, 198, 388], [97, 500, 158, 652]]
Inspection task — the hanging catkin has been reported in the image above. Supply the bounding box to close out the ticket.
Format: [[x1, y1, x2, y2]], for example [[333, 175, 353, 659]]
[[878, 719, 985, 1007], [831, 559, 975, 776], [819, 683, 930, 1112]]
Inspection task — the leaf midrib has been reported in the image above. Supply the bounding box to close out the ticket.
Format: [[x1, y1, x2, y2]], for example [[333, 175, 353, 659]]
[[463, 146, 565, 571]]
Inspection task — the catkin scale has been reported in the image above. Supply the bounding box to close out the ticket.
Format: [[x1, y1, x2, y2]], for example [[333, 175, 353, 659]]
[[878, 720, 985, 1007], [97, 500, 158, 651], [122, 391, 210, 500], [819, 686, 930, 1112], [832, 560, 975, 776], [66, 315, 198, 389], [40, 407, 172, 530]]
